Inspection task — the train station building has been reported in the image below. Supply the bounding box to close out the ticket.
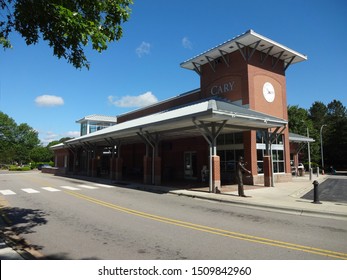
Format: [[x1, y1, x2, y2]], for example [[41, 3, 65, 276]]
[[51, 30, 308, 192]]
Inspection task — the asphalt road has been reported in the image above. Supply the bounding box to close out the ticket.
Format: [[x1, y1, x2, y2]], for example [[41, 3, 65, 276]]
[[302, 176, 347, 203], [1, 171, 347, 260]]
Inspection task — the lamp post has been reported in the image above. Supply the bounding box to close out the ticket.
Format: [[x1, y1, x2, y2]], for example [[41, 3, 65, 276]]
[[302, 121, 311, 179], [307, 126, 311, 179], [320, 124, 327, 173]]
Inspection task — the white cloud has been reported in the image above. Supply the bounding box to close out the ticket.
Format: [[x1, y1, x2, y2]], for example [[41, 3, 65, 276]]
[[136, 41, 151, 57], [39, 131, 59, 146], [66, 131, 80, 138], [39, 130, 79, 146], [108, 91, 158, 108], [35, 95, 64, 107], [182, 37, 193, 49]]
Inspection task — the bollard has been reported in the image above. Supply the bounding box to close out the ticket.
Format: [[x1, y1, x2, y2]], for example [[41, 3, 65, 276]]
[[312, 180, 322, 204]]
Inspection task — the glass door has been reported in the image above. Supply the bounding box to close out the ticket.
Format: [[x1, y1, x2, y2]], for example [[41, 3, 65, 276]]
[[184, 151, 197, 179]]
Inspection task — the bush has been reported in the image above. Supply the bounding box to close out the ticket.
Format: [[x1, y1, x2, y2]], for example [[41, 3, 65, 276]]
[[31, 161, 54, 169], [8, 165, 31, 171], [304, 162, 319, 172]]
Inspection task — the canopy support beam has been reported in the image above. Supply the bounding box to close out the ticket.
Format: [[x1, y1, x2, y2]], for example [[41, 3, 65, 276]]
[[193, 118, 227, 193]]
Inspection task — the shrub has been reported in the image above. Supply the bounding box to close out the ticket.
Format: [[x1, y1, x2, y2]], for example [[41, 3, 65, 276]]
[[8, 165, 31, 171], [31, 161, 54, 169]]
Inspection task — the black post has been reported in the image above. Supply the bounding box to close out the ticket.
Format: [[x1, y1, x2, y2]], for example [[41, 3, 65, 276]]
[[312, 180, 322, 204]]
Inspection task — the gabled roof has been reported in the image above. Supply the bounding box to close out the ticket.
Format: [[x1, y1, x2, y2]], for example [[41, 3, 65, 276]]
[[55, 98, 287, 148], [180, 29, 307, 73], [75, 114, 117, 124]]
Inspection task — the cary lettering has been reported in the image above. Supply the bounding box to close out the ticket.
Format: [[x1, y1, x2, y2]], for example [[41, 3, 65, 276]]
[[210, 81, 235, 95]]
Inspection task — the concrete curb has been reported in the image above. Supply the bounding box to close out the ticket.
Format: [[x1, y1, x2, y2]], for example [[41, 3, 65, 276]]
[[165, 190, 347, 221], [0, 213, 40, 260]]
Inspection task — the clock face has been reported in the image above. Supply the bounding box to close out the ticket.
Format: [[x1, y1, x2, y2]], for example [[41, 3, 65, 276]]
[[263, 82, 275, 102]]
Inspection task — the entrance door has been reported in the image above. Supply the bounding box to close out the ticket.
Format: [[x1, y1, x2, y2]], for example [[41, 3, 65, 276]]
[[184, 151, 197, 179]]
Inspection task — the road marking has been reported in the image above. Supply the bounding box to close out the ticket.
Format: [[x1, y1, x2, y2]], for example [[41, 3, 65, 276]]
[[77, 184, 99, 190], [60, 186, 80, 191], [65, 190, 347, 260], [0, 190, 16, 195], [42, 187, 61, 192], [22, 188, 40, 194], [0, 184, 103, 195], [94, 183, 114, 188]]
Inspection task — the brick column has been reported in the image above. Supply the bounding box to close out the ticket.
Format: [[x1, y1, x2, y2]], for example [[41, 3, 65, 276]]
[[91, 158, 98, 177], [154, 156, 162, 185], [263, 155, 272, 187], [211, 155, 221, 192], [115, 157, 123, 181], [110, 158, 116, 180], [143, 156, 152, 184], [88, 158, 92, 176]]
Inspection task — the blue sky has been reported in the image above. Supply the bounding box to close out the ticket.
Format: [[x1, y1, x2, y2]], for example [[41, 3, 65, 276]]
[[0, 0, 346, 145]]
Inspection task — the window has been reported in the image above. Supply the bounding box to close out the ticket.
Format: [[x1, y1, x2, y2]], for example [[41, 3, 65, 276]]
[[89, 121, 113, 134], [217, 132, 243, 145], [217, 133, 244, 184], [256, 130, 285, 174], [81, 123, 87, 136]]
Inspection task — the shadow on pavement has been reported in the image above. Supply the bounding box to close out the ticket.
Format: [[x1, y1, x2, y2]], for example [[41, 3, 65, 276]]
[[0, 206, 48, 253]]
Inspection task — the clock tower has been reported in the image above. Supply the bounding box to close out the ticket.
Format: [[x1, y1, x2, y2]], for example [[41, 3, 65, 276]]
[[181, 30, 307, 184]]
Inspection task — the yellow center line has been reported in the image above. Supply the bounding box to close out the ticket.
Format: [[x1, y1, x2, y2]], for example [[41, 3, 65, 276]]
[[65, 190, 347, 260]]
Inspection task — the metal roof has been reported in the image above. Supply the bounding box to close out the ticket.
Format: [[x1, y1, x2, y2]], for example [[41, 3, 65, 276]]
[[180, 29, 307, 73], [57, 99, 287, 148], [75, 114, 117, 124], [289, 132, 315, 143]]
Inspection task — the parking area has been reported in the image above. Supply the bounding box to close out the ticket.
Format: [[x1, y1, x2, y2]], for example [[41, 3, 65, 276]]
[[301, 175, 347, 204]]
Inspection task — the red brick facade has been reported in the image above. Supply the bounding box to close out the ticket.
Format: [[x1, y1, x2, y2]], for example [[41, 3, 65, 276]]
[[53, 31, 306, 189]]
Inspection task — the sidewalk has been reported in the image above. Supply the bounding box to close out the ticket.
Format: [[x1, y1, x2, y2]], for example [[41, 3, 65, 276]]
[[0, 218, 29, 260], [1, 173, 346, 260], [139, 174, 347, 221], [49, 172, 347, 220], [0, 238, 26, 260]]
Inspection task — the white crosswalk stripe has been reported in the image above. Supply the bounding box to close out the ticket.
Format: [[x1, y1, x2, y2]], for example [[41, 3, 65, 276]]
[[94, 183, 114, 188], [0, 184, 108, 196], [77, 184, 99, 189], [60, 186, 80, 191], [22, 188, 40, 194], [0, 190, 16, 195], [42, 187, 61, 192]]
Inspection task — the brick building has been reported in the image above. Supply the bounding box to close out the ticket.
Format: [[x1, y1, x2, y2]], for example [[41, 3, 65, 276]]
[[51, 30, 307, 192]]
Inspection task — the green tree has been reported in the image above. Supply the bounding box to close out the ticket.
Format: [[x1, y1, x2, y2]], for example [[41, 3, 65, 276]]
[[47, 140, 61, 148], [0, 111, 40, 164], [308, 101, 328, 167], [13, 123, 40, 164], [58, 137, 73, 143], [288, 105, 312, 135], [47, 137, 73, 148], [30, 146, 53, 162], [289, 100, 347, 170], [0, 111, 17, 163], [324, 100, 347, 169], [309, 101, 327, 131], [288, 105, 320, 165], [1, 0, 133, 69]]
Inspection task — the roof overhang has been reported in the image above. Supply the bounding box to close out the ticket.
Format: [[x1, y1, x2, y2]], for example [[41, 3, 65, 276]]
[[53, 99, 287, 149], [289, 132, 315, 143], [75, 114, 118, 124], [180, 29, 307, 73]]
